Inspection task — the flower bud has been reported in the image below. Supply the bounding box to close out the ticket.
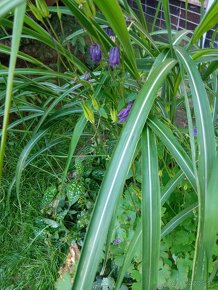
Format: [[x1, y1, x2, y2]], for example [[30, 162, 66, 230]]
[[91, 95, 99, 111], [89, 43, 102, 65], [109, 47, 120, 69], [28, 1, 43, 22], [110, 107, 118, 122], [82, 101, 95, 124], [117, 101, 133, 123], [35, 0, 50, 18], [113, 238, 122, 245]]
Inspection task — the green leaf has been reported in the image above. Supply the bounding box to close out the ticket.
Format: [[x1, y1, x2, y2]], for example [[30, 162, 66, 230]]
[[162, 0, 173, 53], [63, 115, 87, 179], [0, 0, 25, 18], [141, 127, 161, 290], [43, 218, 60, 228], [0, 2, 26, 177], [204, 154, 218, 260], [72, 59, 177, 290], [161, 171, 184, 205], [191, 1, 218, 44], [161, 203, 198, 238]]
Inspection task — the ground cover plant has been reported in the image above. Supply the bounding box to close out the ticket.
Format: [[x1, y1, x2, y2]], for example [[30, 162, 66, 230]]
[[0, 0, 218, 289]]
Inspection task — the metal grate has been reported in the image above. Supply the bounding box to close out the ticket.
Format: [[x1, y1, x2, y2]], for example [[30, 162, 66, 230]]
[[128, 0, 218, 47]]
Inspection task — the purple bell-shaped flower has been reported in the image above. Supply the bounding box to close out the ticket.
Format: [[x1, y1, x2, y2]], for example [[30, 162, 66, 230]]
[[117, 101, 133, 123], [89, 43, 102, 65], [109, 47, 120, 69]]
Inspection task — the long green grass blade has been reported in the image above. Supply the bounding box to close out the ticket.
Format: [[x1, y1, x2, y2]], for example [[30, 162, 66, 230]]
[[134, 0, 148, 31], [212, 72, 218, 124], [0, 44, 52, 70], [63, 114, 87, 180], [0, 2, 26, 178], [72, 59, 176, 290], [191, 0, 218, 45], [0, 68, 74, 80], [0, 0, 25, 18], [141, 127, 161, 290], [15, 128, 49, 194], [161, 202, 198, 238], [161, 170, 184, 205], [162, 0, 173, 53], [204, 154, 218, 261]]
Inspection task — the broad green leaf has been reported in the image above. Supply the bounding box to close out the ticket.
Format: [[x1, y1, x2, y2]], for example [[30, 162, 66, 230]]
[[72, 59, 177, 290], [191, 1, 218, 44], [141, 127, 161, 290]]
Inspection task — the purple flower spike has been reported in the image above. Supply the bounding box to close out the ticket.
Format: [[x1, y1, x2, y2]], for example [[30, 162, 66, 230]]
[[113, 238, 122, 245], [193, 127, 197, 137], [109, 47, 120, 69], [89, 43, 101, 64], [117, 101, 133, 123]]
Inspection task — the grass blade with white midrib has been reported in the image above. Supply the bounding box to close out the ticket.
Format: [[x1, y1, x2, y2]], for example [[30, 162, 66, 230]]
[[141, 127, 161, 290]]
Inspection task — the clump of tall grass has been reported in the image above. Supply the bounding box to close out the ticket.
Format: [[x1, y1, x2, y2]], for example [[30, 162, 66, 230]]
[[0, 0, 218, 289]]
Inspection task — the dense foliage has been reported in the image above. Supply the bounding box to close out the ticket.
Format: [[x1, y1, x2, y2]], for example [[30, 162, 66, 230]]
[[0, 0, 218, 289]]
